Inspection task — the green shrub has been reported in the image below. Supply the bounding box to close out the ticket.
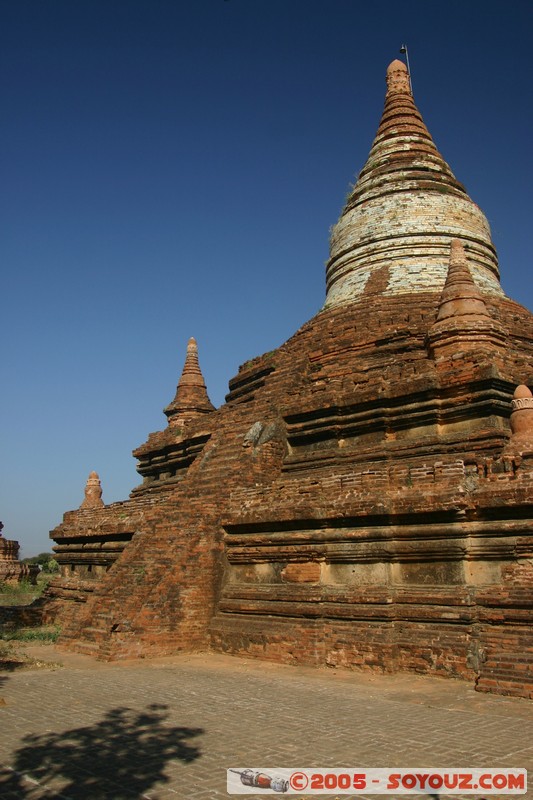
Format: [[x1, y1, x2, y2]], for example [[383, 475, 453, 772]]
[[0, 580, 35, 595]]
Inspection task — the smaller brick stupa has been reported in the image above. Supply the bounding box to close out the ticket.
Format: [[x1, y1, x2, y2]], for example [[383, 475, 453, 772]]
[[0, 522, 38, 585], [80, 472, 104, 510], [131, 336, 216, 491]]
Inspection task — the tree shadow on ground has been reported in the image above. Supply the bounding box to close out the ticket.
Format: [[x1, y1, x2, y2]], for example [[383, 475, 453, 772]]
[[0, 703, 203, 799], [0, 658, 27, 673], [0, 655, 28, 688]]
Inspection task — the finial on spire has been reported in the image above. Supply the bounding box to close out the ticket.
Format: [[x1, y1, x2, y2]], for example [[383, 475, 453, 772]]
[[450, 238, 468, 266], [177, 337, 203, 387], [503, 384, 533, 456], [80, 471, 104, 509], [386, 59, 411, 96], [399, 44, 413, 94]]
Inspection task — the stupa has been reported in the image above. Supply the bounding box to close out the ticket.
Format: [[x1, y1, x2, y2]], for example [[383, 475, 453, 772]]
[[0, 522, 39, 585], [47, 60, 533, 699]]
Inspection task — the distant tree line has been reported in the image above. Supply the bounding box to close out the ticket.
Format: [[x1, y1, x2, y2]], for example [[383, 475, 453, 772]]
[[21, 552, 59, 573]]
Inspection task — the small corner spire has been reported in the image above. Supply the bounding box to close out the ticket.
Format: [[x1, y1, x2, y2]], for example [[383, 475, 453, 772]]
[[503, 384, 533, 456], [164, 337, 215, 426], [427, 238, 505, 359], [511, 384, 533, 438], [435, 239, 490, 322], [80, 471, 104, 509]]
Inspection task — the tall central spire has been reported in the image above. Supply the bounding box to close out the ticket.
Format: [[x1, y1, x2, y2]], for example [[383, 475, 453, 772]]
[[348, 60, 466, 209], [324, 60, 503, 308]]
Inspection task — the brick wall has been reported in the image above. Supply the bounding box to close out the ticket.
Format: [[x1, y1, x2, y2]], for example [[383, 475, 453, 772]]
[[45, 292, 533, 698]]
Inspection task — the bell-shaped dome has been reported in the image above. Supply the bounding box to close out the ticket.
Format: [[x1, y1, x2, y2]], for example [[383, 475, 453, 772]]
[[324, 60, 503, 307]]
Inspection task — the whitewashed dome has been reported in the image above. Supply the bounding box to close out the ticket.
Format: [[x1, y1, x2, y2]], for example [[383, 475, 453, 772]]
[[324, 60, 503, 308]]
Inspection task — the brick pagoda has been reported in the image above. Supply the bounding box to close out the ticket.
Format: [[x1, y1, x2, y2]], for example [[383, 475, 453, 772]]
[[48, 60, 533, 699], [0, 522, 38, 585]]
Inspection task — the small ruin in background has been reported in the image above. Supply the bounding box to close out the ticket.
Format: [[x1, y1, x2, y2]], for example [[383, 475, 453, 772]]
[[0, 522, 39, 585]]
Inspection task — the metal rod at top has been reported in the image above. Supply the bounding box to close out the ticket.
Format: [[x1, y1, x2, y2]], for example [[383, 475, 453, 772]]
[[400, 44, 413, 94]]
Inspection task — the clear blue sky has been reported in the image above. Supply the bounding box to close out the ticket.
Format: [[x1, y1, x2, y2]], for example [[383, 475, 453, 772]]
[[2, 0, 532, 557]]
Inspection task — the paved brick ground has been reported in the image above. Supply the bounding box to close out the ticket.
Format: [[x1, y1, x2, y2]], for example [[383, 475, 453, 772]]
[[0, 647, 531, 799]]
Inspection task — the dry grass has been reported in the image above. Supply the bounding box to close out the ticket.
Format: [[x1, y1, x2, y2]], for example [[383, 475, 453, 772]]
[[0, 574, 52, 607]]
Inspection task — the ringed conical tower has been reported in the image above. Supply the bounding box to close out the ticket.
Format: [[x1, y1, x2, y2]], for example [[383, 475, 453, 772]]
[[132, 337, 215, 492], [326, 60, 502, 308], [49, 59, 533, 700], [164, 337, 215, 427]]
